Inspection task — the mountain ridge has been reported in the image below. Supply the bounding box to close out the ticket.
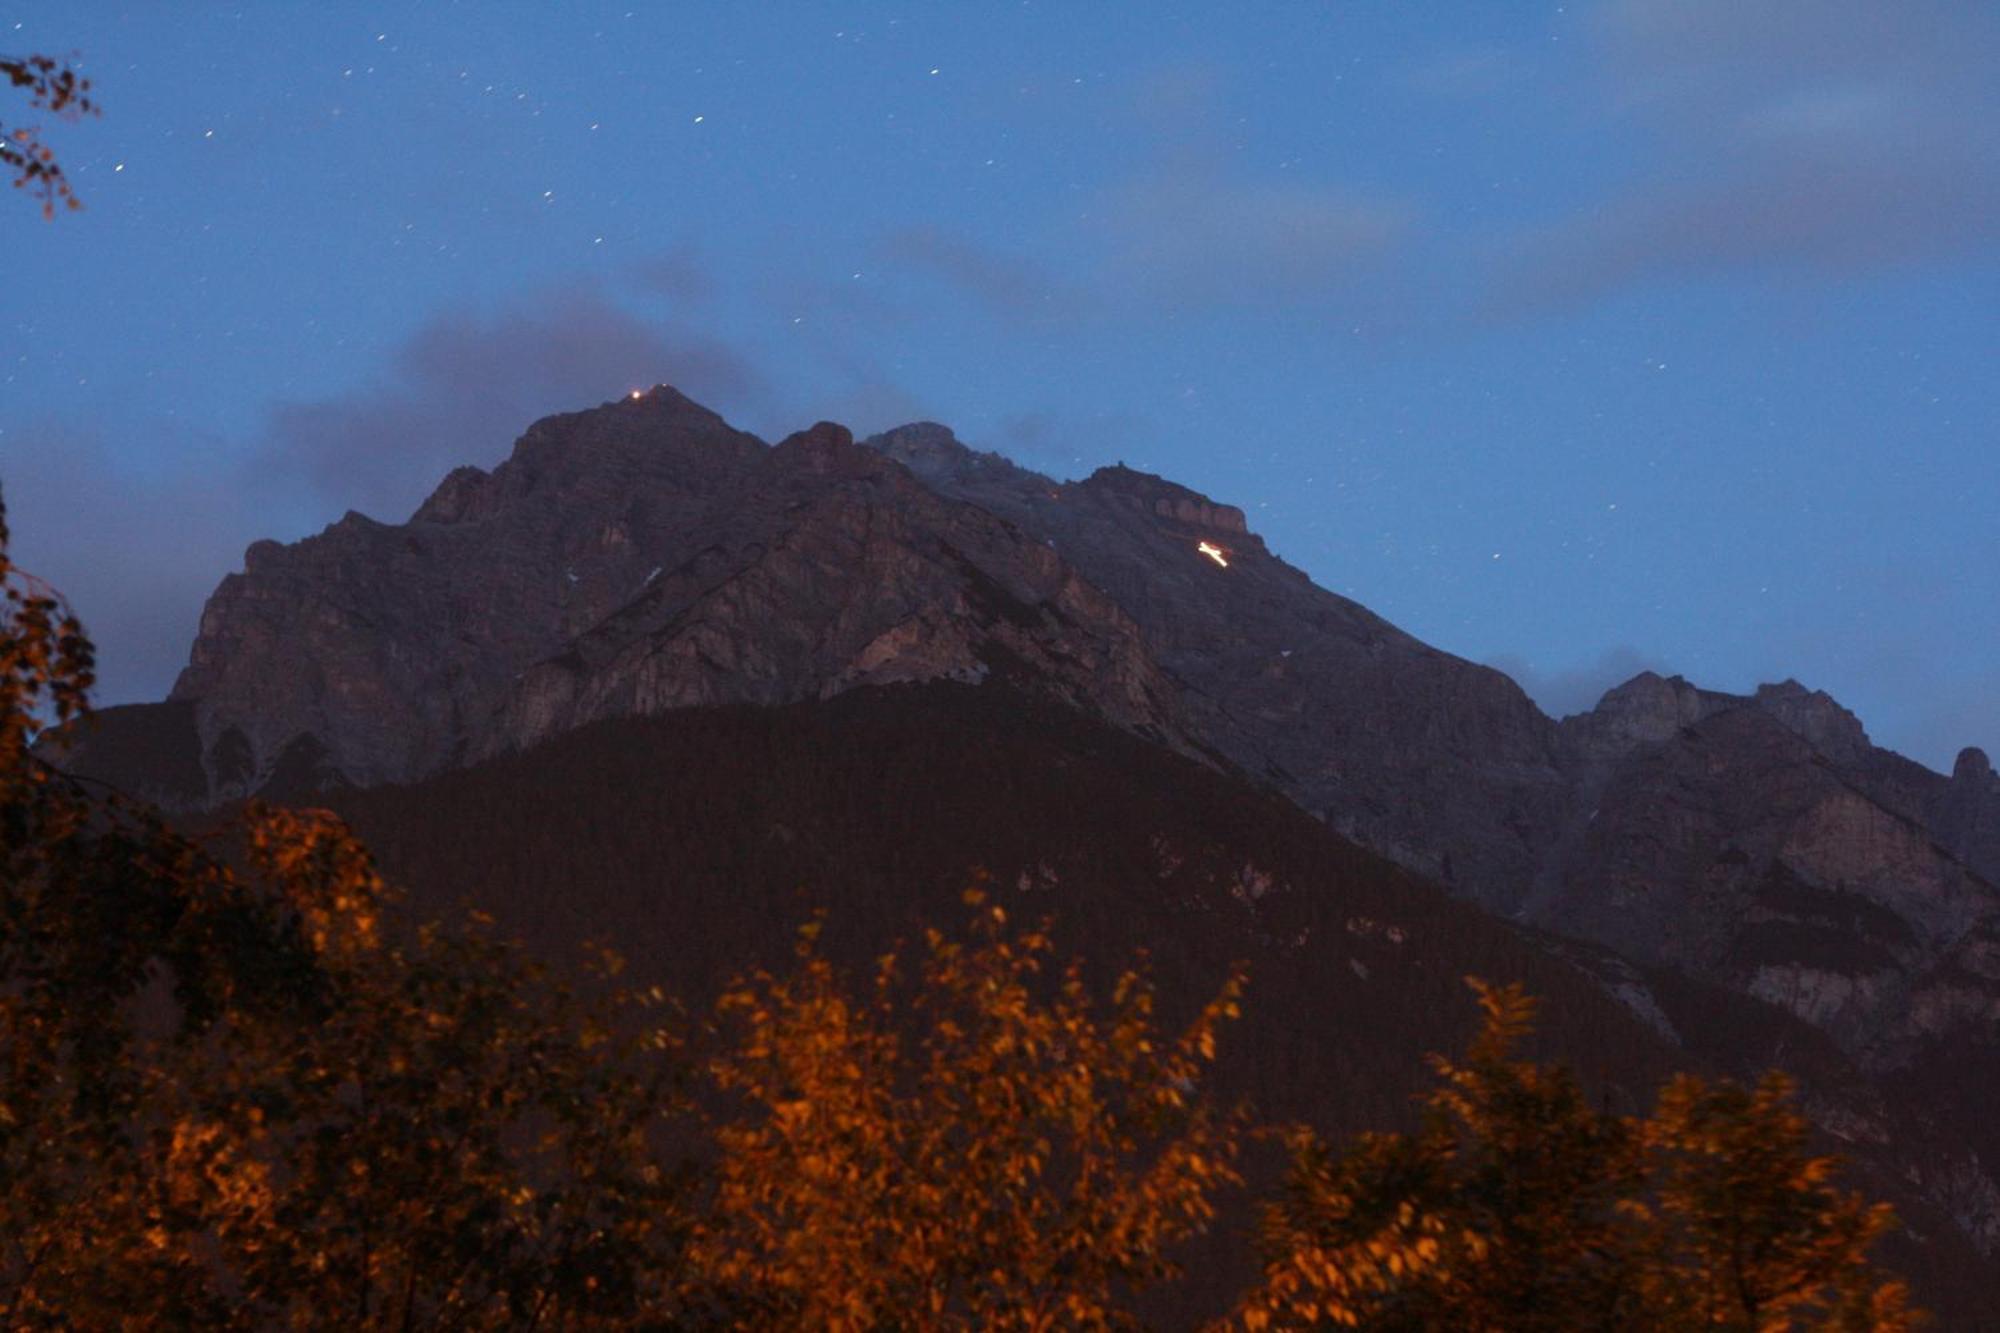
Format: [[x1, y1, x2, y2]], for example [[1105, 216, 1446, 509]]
[[45, 384, 2000, 1281]]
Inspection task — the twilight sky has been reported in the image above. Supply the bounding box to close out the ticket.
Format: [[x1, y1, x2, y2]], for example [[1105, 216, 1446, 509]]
[[3, 1, 1995, 770]]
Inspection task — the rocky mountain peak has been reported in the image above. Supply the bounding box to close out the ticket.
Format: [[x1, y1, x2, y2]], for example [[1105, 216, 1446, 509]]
[[152, 388, 1204, 796], [868, 420, 970, 470], [1079, 463, 1248, 535], [48, 382, 2000, 1286], [1954, 746, 1995, 786], [1752, 678, 1870, 764], [769, 420, 874, 477], [866, 421, 1037, 492], [1569, 671, 1730, 756], [413, 465, 494, 525]]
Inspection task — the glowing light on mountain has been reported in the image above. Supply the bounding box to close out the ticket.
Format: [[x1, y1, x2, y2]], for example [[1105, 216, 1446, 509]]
[[1197, 542, 1229, 568], [629, 389, 644, 400]]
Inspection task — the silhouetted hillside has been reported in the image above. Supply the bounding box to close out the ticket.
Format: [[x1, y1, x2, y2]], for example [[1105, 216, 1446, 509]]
[[325, 682, 1995, 1325]]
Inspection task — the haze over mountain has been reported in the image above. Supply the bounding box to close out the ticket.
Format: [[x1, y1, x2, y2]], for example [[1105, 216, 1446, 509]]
[[50, 386, 2000, 1319]]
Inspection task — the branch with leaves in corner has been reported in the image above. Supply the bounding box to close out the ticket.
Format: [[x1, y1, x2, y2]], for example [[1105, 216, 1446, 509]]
[[2, 53, 98, 218]]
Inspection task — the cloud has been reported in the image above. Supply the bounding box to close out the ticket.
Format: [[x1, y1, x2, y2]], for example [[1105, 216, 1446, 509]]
[[877, 226, 1072, 324], [257, 286, 766, 522], [1491, 0, 2000, 313], [866, 71, 1417, 330], [1088, 66, 1415, 317], [629, 245, 716, 305], [0, 423, 265, 705], [990, 409, 1150, 470], [1096, 165, 1411, 313], [1485, 645, 1661, 719]]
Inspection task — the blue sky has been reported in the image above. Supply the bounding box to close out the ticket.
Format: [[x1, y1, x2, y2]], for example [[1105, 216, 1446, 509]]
[[3, 1, 1995, 769]]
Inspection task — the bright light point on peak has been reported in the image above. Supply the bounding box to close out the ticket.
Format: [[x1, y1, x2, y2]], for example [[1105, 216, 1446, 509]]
[[629, 389, 644, 400], [1197, 542, 1229, 568]]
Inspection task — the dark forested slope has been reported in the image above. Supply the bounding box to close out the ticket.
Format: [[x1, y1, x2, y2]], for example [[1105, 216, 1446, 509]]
[[324, 681, 1994, 1323]]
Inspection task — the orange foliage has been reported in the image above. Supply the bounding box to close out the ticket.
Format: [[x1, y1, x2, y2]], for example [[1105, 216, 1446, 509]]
[[1237, 981, 1919, 1331], [693, 894, 1247, 1329]]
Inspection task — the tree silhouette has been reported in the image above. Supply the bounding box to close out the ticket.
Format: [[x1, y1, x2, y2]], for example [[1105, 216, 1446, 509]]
[[2, 54, 97, 218], [2, 494, 694, 1327], [1238, 980, 1918, 1331]]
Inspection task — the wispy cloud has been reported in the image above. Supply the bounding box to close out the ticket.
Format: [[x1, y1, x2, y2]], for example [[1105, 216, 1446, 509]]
[[256, 284, 766, 522], [1491, 0, 2000, 313], [1094, 164, 1411, 314], [877, 226, 1072, 324], [628, 244, 717, 305], [0, 423, 262, 704]]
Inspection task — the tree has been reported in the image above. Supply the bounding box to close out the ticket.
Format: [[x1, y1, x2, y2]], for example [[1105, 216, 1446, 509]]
[[2, 53, 97, 218], [1, 492, 695, 1328], [1238, 981, 1918, 1332], [1642, 1072, 1918, 1331], [692, 896, 1248, 1330]]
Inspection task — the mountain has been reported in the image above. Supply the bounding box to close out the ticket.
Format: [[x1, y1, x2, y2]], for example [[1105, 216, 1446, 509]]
[[162, 392, 1182, 797], [317, 682, 1995, 1324], [45, 385, 2000, 1312]]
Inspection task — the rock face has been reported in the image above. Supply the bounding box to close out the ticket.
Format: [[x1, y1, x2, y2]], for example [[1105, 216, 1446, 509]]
[[1544, 688, 1996, 1050], [849, 424, 2000, 1097], [165, 394, 1183, 799], [172, 388, 766, 791], [860, 423, 1569, 911]]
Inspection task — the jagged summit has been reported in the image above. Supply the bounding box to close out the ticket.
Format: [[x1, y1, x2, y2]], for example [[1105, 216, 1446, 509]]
[[1078, 463, 1250, 534], [159, 391, 1195, 796], [1752, 677, 1871, 763], [1957, 745, 1996, 784]]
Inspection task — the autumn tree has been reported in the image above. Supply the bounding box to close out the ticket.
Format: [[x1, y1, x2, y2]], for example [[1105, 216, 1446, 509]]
[[1641, 1072, 1918, 1331], [2, 53, 97, 218], [1237, 981, 1918, 1332], [692, 896, 1248, 1330], [0, 493, 695, 1328]]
